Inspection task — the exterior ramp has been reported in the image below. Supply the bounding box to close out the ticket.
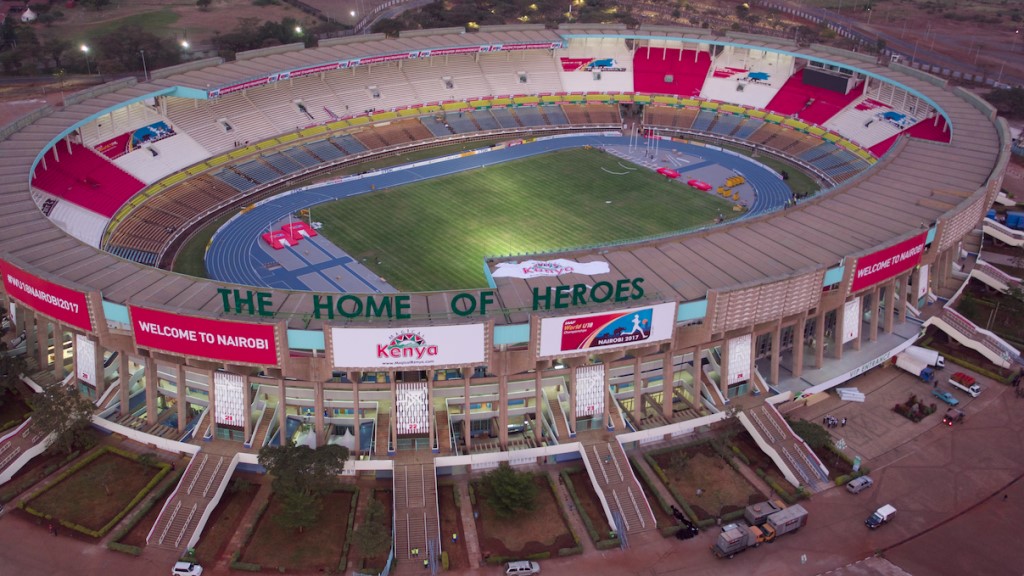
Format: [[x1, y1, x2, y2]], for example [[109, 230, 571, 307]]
[[983, 219, 1024, 247], [738, 403, 831, 493], [922, 309, 1021, 369], [970, 261, 1021, 294]]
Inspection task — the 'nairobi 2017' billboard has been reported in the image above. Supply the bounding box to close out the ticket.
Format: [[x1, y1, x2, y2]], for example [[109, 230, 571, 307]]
[[538, 302, 676, 359]]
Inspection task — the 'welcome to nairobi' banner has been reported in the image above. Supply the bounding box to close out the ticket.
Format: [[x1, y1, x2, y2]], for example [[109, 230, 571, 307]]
[[94, 121, 176, 159]]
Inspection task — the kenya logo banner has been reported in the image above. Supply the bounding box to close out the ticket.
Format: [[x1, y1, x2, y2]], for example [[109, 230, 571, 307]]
[[331, 324, 486, 369], [492, 259, 610, 279]]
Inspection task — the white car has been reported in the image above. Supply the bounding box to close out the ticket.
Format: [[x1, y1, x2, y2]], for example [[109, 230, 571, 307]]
[[171, 562, 203, 576]]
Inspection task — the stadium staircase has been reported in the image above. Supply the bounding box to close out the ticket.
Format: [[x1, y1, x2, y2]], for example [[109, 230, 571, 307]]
[[580, 439, 656, 537], [922, 308, 1022, 369], [546, 394, 572, 440], [147, 450, 232, 552], [738, 403, 832, 493], [393, 455, 441, 570], [983, 218, 1024, 247], [251, 405, 275, 448]]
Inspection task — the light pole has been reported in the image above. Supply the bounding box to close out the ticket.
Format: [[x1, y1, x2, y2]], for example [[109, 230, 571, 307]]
[[866, 7, 872, 25], [140, 49, 148, 81], [1014, 29, 1021, 53], [80, 44, 90, 75]]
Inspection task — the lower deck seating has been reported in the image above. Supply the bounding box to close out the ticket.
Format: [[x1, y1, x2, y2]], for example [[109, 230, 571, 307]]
[[31, 142, 147, 218]]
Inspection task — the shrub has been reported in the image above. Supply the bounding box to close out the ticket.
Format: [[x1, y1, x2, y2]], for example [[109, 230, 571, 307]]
[[230, 560, 262, 572], [730, 444, 750, 465], [112, 466, 185, 543], [557, 545, 583, 557], [441, 551, 449, 570], [107, 542, 142, 556]]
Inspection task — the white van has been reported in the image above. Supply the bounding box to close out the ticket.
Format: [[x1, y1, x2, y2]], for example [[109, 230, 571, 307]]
[[505, 560, 541, 575], [846, 475, 873, 494]]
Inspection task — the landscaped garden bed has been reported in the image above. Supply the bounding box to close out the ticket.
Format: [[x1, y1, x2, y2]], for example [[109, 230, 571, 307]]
[[730, 433, 803, 504], [893, 394, 938, 423], [438, 482, 470, 570], [22, 445, 170, 538], [472, 472, 577, 564], [645, 441, 763, 526], [190, 473, 260, 565], [353, 487, 393, 575], [237, 485, 356, 572], [562, 468, 619, 549], [109, 459, 187, 555]]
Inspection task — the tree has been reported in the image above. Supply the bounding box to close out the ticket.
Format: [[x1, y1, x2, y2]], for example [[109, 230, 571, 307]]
[[43, 38, 72, 72], [986, 87, 1024, 119], [482, 462, 536, 519], [258, 443, 349, 532], [196, 0, 212, 10], [786, 418, 831, 450], [31, 380, 95, 455], [95, 24, 180, 73], [352, 498, 391, 558]]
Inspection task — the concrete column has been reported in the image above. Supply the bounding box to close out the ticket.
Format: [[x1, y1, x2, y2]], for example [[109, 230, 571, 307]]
[[719, 341, 730, 399], [568, 364, 577, 435], [52, 324, 64, 381], [177, 364, 187, 434], [207, 369, 217, 438], [852, 298, 863, 351], [833, 304, 844, 360], [350, 372, 361, 457], [632, 356, 644, 423], [602, 358, 613, 430], [498, 370, 509, 450], [793, 316, 806, 379], [909, 267, 920, 310], [35, 316, 47, 369], [662, 352, 676, 413], [658, 353, 671, 420], [899, 272, 910, 323], [770, 325, 781, 385], [19, 309, 36, 361], [814, 311, 825, 369], [243, 375, 253, 445], [463, 367, 471, 453], [869, 286, 881, 342], [427, 370, 436, 452], [277, 378, 287, 446], [119, 352, 131, 417], [690, 346, 703, 411], [534, 369, 544, 445], [313, 381, 324, 447], [144, 357, 158, 426], [389, 371, 397, 454], [91, 337, 105, 399], [884, 280, 896, 334]]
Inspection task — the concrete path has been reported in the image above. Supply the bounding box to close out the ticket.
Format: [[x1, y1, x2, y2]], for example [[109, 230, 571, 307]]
[[453, 477, 481, 570]]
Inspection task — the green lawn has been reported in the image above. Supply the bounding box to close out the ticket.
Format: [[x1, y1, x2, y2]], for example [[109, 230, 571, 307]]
[[174, 212, 233, 278], [68, 9, 181, 46], [314, 148, 735, 291]]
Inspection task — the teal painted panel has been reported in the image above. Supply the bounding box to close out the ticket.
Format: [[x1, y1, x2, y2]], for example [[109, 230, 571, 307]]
[[677, 300, 706, 322], [287, 329, 325, 351], [494, 323, 530, 346], [823, 266, 844, 286], [103, 301, 129, 324], [926, 226, 936, 245]]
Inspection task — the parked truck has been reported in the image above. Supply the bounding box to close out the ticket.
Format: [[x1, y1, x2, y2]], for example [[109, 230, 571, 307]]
[[894, 353, 935, 383], [949, 372, 982, 397], [865, 504, 896, 529], [905, 345, 945, 369], [711, 503, 808, 558]]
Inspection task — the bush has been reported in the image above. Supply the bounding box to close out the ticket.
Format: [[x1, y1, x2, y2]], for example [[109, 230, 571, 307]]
[[107, 542, 142, 556], [441, 551, 449, 570], [560, 469, 600, 543], [230, 560, 262, 572], [336, 485, 361, 571], [557, 545, 583, 557], [730, 444, 750, 466]]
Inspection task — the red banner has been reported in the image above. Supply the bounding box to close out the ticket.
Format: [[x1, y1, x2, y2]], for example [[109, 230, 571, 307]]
[[218, 76, 272, 96], [94, 132, 132, 159], [130, 306, 278, 366], [850, 233, 927, 293], [289, 62, 341, 78], [0, 258, 92, 332]]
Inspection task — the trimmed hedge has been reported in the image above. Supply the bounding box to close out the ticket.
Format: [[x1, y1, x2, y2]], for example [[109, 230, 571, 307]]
[[22, 445, 171, 538], [441, 551, 449, 570], [337, 484, 361, 572], [559, 468, 619, 548], [545, 473, 581, 547], [629, 455, 677, 536], [107, 541, 142, 556], [730, 444, 750, 466], [943, 353, 1014, 385]]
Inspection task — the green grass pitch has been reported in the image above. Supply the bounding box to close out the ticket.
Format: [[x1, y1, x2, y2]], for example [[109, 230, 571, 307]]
[[313, 147, 737, 292]]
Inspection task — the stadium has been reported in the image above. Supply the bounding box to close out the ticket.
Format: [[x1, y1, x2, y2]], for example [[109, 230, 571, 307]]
[[0, 20, 1017, 571]]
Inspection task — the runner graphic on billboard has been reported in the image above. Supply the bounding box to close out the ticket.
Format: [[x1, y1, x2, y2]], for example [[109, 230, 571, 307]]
[[561, 308, 653, 351]]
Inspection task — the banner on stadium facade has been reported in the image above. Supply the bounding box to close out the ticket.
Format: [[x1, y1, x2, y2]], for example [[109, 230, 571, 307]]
[[917, 265, 929, 299], [559, 57, 627, 72], [537, 302, 676, 358], [420, 46, 487, 57], [330, 324, 487, 369], [129, 305, 279, 366], [395, 382, 429, 435], [575, 364, 605, 418], [214, 372, 245, 426], [726, 334, 751, 385], [94, 121, 176, 159], [849, 232, 928, 293], [75, 334, 96, 386], [492, 259, 610, 279], [843, 298, 861, 344], [0, 258, 93, 332]]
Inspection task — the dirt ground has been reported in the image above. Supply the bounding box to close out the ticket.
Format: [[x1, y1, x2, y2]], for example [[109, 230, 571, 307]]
[[652, 444, 762, 520], [438, 482, 471, 569], [473, 476, 574, 558]]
